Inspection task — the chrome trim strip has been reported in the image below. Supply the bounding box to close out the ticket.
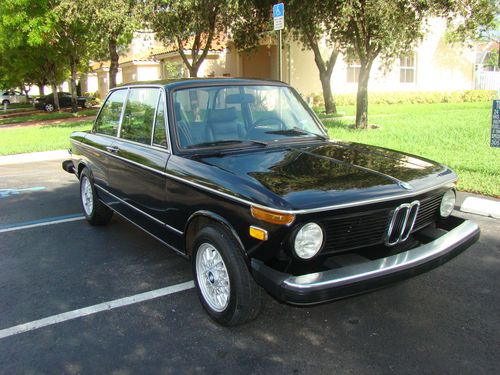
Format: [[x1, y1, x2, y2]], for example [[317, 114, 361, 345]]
[[284, 220, 479, 290], [94, 184, 184, 235], [117, 88, 130, 138], [73, 139, 457, 215]]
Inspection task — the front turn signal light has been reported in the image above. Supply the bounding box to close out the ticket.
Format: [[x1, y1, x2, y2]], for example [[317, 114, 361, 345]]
[[251, 206, 295, 225], [249, 226, 268, 241]]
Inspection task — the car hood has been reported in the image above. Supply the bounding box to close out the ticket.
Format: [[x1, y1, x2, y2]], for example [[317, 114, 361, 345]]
[[194, 140, 455, 210]]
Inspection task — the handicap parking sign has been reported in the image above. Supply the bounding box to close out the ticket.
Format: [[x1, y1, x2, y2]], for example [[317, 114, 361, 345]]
[[273, 3, 284, 18]]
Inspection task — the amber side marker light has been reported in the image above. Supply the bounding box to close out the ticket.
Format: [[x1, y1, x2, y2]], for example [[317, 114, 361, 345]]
[[251, 206, 295, 225], [249, 226, 268, 241]]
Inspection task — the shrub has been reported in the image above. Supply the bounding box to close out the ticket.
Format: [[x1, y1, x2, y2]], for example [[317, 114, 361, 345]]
[[307, 90, 497, 108]]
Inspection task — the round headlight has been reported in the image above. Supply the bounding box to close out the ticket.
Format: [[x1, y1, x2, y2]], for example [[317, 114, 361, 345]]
[[294, 223, 324, 259], [440, 189, 456, 217]]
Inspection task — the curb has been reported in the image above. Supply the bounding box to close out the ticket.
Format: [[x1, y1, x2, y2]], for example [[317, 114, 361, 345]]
[[459, 196, 500, 219], [0, 150, 69, 165]]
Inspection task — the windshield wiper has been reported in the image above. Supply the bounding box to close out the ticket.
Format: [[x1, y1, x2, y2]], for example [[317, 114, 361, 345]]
[[266, 127, 328, 140], [187, 139, 268, 149]]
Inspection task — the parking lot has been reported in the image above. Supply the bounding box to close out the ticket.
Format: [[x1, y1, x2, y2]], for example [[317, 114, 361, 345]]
[[0, 159, 498, 374]]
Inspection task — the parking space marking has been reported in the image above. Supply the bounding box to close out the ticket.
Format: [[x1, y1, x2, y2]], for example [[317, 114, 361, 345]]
[[0, 186, 46, 198], [0, 213, 84, 233], [0, 280, 195, 340]]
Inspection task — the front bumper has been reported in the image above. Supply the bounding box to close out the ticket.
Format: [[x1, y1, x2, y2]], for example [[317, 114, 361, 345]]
[[251, 216, 479, 305]]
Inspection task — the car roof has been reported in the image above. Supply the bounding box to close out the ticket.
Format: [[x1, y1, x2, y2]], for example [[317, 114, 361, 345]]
[[115, 78, 289, 90]]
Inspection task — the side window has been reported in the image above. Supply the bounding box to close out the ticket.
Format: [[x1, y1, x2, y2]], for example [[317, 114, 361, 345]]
[[120, 88, 160, 145], [153, 92, 167, 147], [94, 89, 127, 136]]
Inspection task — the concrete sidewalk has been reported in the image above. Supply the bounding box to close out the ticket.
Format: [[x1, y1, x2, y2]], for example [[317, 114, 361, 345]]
[[0, 150, 69, 166]]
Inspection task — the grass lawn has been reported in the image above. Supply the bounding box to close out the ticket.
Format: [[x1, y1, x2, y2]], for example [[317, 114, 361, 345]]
[[0, 109, 98, 125], [0, 121, 93, 155], [320, 102, 499, 197]]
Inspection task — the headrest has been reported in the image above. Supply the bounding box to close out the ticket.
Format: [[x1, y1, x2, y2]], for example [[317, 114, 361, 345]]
[[207, 107, 238, 123], [226, 93, 255, 104]]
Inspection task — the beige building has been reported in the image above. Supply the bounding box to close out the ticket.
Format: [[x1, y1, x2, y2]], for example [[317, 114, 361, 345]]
[[83, 18, 476, 100]]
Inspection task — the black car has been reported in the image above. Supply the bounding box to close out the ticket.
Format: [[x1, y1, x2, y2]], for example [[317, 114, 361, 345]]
[[34, 92, 93, 112], [63, 79, 479, 326]]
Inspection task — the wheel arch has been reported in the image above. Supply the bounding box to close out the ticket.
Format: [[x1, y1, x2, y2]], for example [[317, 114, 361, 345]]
[[184, 210, 247, 261], [76, 161, 90, 178]]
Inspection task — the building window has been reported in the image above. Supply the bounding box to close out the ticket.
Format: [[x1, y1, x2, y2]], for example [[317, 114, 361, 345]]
[[346, 63, 361, 83], [400, 53, 416, 83]]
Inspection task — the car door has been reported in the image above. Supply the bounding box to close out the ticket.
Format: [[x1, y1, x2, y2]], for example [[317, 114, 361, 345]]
[[81, 88, 128, 194], [58, 92, 71, 107], [106, 87, 173, 243]]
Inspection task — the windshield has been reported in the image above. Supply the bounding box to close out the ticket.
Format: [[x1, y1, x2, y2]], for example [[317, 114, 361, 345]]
[[172, 85, 327, 149]]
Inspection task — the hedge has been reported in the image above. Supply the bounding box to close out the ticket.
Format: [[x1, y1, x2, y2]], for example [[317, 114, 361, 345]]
[[306, 90, 498, 107]]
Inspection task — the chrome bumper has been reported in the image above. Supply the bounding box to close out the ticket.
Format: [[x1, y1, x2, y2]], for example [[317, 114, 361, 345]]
[[251, 217, 480, 305]]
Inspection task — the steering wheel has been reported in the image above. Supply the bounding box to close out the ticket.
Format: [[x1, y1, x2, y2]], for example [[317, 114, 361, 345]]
[[250, 116, 287, 131]]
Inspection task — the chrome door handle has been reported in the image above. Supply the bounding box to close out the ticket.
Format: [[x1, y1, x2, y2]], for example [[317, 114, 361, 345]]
[[106, 145, 119, 153]]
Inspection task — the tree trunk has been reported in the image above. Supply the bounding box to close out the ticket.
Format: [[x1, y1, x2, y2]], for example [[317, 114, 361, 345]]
[[108, 36, 119, 89], [51, 84, 60, 111], [38, 84, 45, 96], [69, 56, 79, 113], [355, 63, 371, 129], [319, 71, 336, 114], [188, 64, 199, 77]]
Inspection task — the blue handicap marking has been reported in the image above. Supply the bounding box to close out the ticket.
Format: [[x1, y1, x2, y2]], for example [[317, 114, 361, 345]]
[[273, 3, 284, 18], [0, 186, 46, 198]]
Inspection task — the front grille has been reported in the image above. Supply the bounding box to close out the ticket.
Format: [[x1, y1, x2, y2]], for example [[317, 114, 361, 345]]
[[321, 193, 442, 254]]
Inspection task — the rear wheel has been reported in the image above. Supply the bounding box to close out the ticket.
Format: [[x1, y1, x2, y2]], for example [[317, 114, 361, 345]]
[[79, 168, 113, 225], [2, 100, 9, 106], [44, 103, 54, 112], [192, 223, 261, 326]]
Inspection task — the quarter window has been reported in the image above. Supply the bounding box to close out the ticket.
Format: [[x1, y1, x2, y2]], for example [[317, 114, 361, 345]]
[[120, 88, 160, 145], [153, 91, 167, 147], [94, 89, 127, 136]]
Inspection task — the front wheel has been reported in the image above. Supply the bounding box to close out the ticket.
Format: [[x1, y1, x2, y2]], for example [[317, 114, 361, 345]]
[[44, 103, 54, 112], [79, 168, 113, 225], [192, 224, 261, 326]]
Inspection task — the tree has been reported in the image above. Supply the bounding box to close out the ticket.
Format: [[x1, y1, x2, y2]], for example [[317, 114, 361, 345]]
[[329, 0, 498, 129], [233, 1, 342, 114], [328, 1, 431, 129], [145, 0, 236, 77], [0, 0, 68, 109], [52, 1, 100, 112], [87, 0, 140, 89]]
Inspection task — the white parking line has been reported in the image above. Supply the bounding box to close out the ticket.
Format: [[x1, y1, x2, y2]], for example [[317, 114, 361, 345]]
[[0, 215, 85, 233], [0, 280, 195, 340]]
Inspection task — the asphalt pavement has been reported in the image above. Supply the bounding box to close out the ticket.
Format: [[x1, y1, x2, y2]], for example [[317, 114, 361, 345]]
[[0, 159, 498, 374]]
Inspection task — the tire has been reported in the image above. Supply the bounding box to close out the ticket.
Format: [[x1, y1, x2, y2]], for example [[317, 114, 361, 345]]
[[45, 103, 54, 112], [192, 223, 261, 326], [79, 168, 113, 226], [83, 101, 92, 109], [2, 100, 10, 106]]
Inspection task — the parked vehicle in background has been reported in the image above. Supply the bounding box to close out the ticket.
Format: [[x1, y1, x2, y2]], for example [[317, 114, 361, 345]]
[[63, 78, 480, 326], [1, 90, 29, 106], [33, 92, 94, 112]]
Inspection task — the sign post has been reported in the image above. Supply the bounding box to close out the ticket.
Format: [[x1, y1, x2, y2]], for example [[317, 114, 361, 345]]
[[273, 3, 284, 82], [491, 99, 500, 147]]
